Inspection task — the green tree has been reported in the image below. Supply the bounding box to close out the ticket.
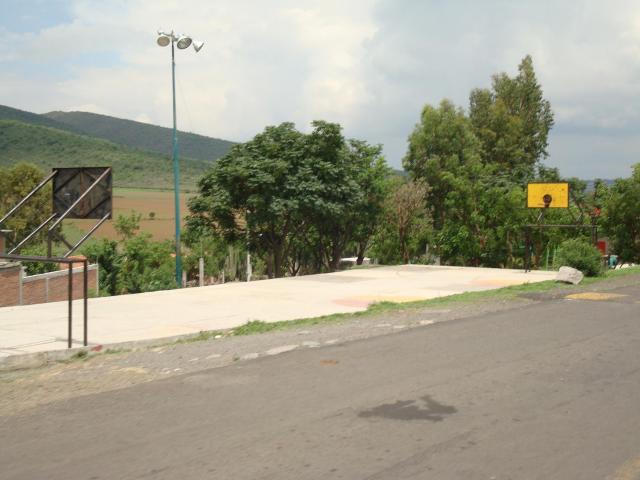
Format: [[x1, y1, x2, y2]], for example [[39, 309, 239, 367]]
[[301, 122, 390, 271], [348, 140, 392, 265], [83, 239, 120, 295], [118, 234, 176, 293], [19, 243, 59, 275], [188, 122, 306, 278], [602, 164, 640, 264], [404, 57, 557, 269], [83, 212, 176, 295], [114, 212, 142, 240], [469, 55, 554, 176], [391, 179, 429, 264], [404, 100, 482, 231], [0, 162, 52, 249], [187, 121, 391, 277], [182, 229, 230, 281]]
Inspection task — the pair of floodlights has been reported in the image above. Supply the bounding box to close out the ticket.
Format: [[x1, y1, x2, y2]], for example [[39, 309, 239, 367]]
[[157, 30, 204, 52]]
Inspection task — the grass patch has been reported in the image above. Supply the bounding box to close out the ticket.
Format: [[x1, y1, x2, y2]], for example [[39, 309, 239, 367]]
[[60, 349, 89, 364], [580, 265, 640, 285], [173, 330, 225, 345], [104, 347, 130, 355]]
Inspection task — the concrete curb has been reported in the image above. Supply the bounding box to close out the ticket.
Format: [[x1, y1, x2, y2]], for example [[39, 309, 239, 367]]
[[0, 330, 226, 373]]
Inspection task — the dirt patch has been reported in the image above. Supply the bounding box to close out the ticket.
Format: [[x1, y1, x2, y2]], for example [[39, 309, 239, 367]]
[[67, 188, 193, 241]]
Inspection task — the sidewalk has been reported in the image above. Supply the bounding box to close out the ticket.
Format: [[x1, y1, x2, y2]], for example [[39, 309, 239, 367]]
[[0, 265, 556, 357]]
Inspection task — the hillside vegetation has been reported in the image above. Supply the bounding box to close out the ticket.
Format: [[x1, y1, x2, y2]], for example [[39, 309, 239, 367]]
[[45, 111, 235, 162], [0, 104, 86, 134], [0, 120, 212, 189]]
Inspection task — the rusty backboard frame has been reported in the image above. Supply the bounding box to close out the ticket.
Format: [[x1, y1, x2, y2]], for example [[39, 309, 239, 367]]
[[53, 167, 113, 219]]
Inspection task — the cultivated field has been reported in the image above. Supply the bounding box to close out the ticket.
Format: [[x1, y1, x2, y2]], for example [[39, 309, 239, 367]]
[[66, 188, 194, 242]]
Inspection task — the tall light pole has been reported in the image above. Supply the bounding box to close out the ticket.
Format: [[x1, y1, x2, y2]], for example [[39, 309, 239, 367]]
[[156, 30, 204, 286]]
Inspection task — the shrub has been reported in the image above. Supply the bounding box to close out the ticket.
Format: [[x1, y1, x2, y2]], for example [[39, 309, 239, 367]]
[[553, 238, 603, 277], [20, 243, 58, 275]]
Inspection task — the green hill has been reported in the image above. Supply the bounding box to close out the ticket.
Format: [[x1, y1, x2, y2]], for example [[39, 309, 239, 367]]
[[0, 120, 213, 190], [44, 110, 235, 162], [0, 104, 86, 134]]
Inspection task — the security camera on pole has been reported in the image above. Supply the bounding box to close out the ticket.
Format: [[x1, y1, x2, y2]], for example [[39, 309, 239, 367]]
[[156, 29, 204, 286]]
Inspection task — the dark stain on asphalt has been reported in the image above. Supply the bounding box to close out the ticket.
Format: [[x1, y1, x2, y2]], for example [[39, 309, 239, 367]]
[[359, 395, 457, 422]]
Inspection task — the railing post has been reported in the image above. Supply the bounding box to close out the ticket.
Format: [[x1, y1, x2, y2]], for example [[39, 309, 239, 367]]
[[68, 262, 73, 348], [84, 260, 88, 346], [1, 253, 91, 349]]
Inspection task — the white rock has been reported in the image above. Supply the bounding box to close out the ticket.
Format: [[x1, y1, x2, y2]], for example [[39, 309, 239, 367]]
[[266, 345, 298, 356], [556, 266, 584, 285]]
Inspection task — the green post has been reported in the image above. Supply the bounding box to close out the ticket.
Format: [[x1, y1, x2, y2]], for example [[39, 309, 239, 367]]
[[171, 40, 182, 286], [545, 244, 550, 270]]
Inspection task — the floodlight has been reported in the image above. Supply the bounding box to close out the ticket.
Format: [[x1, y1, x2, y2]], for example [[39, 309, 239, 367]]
[[155, 28, 203, 286], [176, 35, 192, 49], [192, 40, 204, 52], [157, 34, 171, 47]]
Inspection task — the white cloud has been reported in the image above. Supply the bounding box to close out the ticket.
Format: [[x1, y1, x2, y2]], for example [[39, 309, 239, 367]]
[[1, 0, 639, 178]]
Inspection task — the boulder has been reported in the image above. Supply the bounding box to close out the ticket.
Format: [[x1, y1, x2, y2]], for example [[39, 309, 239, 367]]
[[556, 266, 584, 285]]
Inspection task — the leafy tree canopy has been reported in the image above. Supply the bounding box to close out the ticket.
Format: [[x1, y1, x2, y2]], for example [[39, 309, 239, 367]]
[[0, 162, 51, 249], [602, 164, 640, 264], [187, 121, 390, 277]]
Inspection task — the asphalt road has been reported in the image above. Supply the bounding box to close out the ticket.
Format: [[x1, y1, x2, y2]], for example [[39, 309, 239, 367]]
[[2, 284, 639, 480]]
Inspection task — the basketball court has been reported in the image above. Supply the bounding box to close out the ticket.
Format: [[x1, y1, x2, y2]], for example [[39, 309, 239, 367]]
[[0, 264, 556, 358]]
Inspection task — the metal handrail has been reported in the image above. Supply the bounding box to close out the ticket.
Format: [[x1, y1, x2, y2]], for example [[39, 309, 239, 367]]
[[0, 253, 89, 348]]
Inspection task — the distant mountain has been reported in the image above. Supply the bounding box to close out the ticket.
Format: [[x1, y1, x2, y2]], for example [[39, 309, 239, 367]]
[[0, 120, 212, 190], [0, 104, 86, 134], [44, 111, 235, 162]]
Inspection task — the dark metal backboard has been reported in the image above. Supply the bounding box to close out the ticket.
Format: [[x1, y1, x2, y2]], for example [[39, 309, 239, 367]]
[[53, 167, 112, 219]]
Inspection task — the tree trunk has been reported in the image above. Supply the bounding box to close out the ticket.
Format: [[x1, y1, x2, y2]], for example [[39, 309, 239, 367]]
[[399, 225, 409, 264], [266, 255, 273, 279], [273, 246, 284, 278], [329, 240, 342, 272], [356, 241, 367, 265]]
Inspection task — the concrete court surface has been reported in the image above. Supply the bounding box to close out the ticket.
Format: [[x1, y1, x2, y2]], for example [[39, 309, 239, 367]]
[[0, 265, 555, 357]]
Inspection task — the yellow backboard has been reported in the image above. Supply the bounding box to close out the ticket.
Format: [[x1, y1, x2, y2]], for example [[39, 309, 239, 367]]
[[527, 182, 569, 208]]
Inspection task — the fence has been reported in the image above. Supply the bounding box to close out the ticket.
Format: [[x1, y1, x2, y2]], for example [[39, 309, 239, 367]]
[[0, 262, 97, 307]]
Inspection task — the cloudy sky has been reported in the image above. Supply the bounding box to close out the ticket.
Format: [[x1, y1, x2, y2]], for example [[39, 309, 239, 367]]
[[1, 0, 639, 178]]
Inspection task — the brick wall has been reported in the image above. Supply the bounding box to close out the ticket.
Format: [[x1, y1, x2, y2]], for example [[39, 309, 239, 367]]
[[0, 264, 98, 307], [0, 263, 22, 307]]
